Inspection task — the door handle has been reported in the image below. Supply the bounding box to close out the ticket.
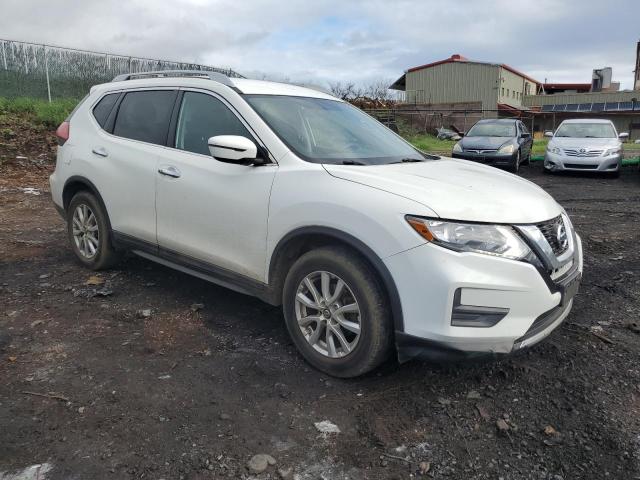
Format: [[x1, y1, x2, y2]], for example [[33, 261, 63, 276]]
[[158, 165, 181, 178], [92, 146, 108, 157]]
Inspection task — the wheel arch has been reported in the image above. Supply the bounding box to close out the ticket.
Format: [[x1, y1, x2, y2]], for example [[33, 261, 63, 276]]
[[63, 176, 106, 212], [62, 176, 118, 248], [268, 226, 404, 332]]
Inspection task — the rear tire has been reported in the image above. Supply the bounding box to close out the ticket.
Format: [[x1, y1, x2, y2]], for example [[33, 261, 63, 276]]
[[282, 247, 393, 378], [67, 191, 122, 270], [523, 151, 531, 166]]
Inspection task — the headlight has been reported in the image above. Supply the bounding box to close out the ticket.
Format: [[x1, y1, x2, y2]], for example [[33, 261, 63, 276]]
[[604, 148, 621, 156], [406, 216, 532, 260], [452, 142, 463, 153], [497, 143, 515, 154], [548, 146, 562, 155]]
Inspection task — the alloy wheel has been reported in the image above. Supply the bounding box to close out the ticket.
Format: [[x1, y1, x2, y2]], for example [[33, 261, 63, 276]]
[[72, 204, 99, 259], [294, 271, 362, 358]]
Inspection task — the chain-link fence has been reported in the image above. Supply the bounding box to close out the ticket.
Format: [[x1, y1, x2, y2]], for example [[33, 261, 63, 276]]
[[365, 107, 539, 136], [0, 39, 244, 101]]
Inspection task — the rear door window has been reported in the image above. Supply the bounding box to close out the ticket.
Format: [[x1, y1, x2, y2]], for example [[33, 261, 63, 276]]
[[174, 92, 251, 155], [92, 93, 119, 128], [113, 90, 177, 145]]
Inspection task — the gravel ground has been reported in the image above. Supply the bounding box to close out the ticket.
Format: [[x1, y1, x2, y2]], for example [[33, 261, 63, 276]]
[[1, 126, 640, 479]]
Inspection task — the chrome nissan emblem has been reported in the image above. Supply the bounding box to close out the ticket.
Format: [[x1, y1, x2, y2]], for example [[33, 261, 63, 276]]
[[556, 223, 568, 249], [579, 148, 586, 153]]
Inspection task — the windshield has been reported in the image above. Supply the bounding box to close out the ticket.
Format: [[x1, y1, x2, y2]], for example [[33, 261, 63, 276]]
[[554, 123, 616, 138], [466, 122, 516, 137], [245, 95, 426, 165]]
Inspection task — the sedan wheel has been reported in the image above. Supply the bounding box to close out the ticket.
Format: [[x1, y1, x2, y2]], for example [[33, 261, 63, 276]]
[[295, 271, 361, 358], [72, 203, 100, 259]]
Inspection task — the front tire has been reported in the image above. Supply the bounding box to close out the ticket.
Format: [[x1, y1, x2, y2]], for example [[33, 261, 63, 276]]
[[282, 247, 392, 377], [509, 150, 521, 173], [67, 191, 121, 270]]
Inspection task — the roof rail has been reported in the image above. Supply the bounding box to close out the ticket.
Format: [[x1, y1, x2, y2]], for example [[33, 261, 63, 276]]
[[111, 70, 235, 87]]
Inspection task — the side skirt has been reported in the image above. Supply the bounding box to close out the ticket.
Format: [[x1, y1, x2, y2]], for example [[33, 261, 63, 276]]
[[112, 231, 278, 305]]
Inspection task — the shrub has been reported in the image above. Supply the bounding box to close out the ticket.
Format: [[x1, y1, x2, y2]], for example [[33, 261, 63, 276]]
[[34, 99, 78, 127]]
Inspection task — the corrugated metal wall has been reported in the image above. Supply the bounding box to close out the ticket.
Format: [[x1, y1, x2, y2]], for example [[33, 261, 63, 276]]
[[523, 90, 639, 106], [534, 113, 639, 140], [405, 62, 499, 109]]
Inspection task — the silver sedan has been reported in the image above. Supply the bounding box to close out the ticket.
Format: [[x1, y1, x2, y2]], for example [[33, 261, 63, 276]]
[[544, 119, 628, 176]]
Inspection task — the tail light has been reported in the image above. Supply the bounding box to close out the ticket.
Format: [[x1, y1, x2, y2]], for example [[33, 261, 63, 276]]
[[56, 121, 70, 146]]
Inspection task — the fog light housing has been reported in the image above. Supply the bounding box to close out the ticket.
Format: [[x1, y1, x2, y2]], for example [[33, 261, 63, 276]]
[[451, 289, 509, 327]]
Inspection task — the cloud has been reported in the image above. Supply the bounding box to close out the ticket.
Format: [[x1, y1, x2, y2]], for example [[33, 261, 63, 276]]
[[1, 0, 638, 89]]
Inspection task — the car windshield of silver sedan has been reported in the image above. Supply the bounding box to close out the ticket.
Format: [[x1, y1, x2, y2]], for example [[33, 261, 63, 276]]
[[466, 122, 516, 137], [245, 95, 428, 165], [555, 123, 616, 138]]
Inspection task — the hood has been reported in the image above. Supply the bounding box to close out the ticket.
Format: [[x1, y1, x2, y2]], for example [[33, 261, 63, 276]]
[[550, 137, 619, 149], [324, 158, 562, 224], [460, 136, 513, 150]]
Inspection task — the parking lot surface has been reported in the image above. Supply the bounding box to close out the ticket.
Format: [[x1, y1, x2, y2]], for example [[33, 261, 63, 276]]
[[1, 154, 640, 479]]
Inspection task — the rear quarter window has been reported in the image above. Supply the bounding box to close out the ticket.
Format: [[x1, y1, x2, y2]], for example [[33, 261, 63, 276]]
[[113, 90, 177, 145], [92, 93, 119, 128]]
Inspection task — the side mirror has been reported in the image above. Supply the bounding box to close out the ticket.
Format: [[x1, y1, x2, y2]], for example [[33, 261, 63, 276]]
[[521, 132, 531, 138], [619, 132, 629, 140], [544, 131, 554, 138], [208, 135, 258, 163]]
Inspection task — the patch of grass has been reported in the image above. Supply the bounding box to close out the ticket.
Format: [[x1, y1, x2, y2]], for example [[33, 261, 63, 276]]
[[532, 139, 548, 156], [396, 119, 457, 153], [0, 97, 78, 127], [406, 134, 456, 153], [33, 99, 78, 127]]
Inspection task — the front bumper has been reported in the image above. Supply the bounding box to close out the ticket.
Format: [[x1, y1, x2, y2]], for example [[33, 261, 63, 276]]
[[386, 235, 583, 362], [452, 151, 517, 167], [544, 151, 621, 172]]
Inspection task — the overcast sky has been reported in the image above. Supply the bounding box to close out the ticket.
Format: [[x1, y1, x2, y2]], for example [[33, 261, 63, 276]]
[[2, 0, 638, 89]]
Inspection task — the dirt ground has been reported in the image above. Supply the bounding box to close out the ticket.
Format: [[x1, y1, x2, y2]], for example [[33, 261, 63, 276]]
[[2, 122, 640, 480]]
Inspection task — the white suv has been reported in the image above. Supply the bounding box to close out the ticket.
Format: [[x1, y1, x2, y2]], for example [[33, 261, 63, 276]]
[[50, 71, 583, 377]]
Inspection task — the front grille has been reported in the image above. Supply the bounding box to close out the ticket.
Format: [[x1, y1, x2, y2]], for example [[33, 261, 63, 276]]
[[564, 163, 598, 170], [465, 149, 497, 154], [564, 148, 603, 157], [536, 216, 569, 257]]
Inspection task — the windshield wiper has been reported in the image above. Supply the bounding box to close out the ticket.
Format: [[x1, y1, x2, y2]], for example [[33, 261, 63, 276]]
[[341, 160, 366, 165], [390, 158, 426, 164]]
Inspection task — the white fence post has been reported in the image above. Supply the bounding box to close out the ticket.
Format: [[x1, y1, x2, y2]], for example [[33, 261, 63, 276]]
[[44, 46, 52, 103]]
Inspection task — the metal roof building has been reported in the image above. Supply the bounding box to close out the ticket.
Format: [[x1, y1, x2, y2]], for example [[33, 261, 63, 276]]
[[390, 54, 540, 111]]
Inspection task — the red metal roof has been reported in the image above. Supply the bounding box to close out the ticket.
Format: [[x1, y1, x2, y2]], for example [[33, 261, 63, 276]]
[[497, 103, 530, 115], [407, 54, 541, 86]]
